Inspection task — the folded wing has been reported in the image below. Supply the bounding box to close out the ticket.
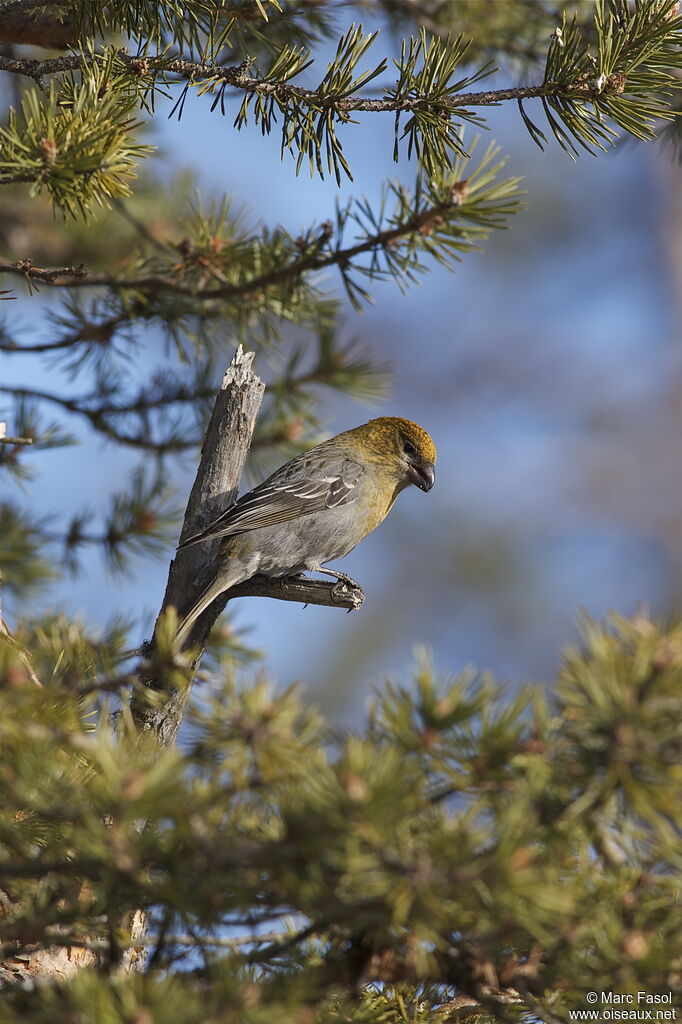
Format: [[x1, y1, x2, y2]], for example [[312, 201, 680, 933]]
[[178, 450, 365, 549]]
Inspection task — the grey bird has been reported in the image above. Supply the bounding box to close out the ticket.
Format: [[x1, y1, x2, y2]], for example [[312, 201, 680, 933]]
[[173, 416, 436, 648]]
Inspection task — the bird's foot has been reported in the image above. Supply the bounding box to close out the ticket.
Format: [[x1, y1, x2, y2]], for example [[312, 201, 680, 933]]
[[315, 567, 360, 590], [313, 568, 362, 609]]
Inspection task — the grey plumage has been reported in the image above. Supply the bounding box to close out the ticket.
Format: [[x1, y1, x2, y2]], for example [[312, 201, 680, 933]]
[[174, 445, 369, 647], [179, 444, 365, 549]]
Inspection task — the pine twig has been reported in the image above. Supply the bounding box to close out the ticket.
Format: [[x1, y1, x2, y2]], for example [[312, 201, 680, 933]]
[[0, 48, 550, 107], [0, 260, 88, 287]]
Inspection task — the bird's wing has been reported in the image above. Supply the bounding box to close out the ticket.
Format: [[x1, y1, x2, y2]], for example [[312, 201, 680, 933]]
[[178, 450, 365, 549]]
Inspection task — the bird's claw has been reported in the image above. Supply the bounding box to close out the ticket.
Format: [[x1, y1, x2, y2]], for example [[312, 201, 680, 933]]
[[330, 576, 361, 609], [316, 567, 360, 590]]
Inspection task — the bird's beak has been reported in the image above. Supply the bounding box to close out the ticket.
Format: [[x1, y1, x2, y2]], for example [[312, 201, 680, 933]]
[[408, 460, 435, 492]]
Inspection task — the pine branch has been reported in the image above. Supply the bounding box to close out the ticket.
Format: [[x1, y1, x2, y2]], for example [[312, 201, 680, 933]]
[[0, 57, 154, 217], [0, 2, 678, 212], [0, 44, 628, 113], [0, 384, 191, 454], [0, 0, 678, 179], [0, 260, 88, 290], [0, 183, 516, 302], [0, 310, 127, 353], [0, 364, 355, 454], [0, 171, 39, 184], [0, 48, 560, 108], [2, 610, 681, 1002]]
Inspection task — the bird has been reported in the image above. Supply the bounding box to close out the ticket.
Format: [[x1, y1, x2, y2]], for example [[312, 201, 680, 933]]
[[173, 416, 436, 648]]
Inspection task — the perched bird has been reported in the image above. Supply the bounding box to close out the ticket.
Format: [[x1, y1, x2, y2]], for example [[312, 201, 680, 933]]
[[174, 416, 436, 647]]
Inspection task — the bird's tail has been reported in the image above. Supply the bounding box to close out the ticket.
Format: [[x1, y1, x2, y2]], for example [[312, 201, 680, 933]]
[[174, 564, 244, 649]]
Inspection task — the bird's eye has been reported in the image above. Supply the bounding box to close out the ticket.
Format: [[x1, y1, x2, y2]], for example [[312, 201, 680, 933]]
[[402, 439, 417, 457]]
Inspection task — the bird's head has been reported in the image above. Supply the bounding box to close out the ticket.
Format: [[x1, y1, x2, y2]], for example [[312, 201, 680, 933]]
[[356, 417, 436, 492]]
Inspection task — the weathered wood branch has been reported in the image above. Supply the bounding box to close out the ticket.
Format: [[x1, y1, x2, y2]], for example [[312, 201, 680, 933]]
[[130, 345, 265, 744], [230, 573, 364, 611], [131, 346, 364, 746]]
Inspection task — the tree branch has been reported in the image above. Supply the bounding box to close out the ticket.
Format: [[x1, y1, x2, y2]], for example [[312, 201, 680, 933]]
[[0, 384, 193, 454], [229, 573, 364, 612], [0, 435, 33, 445], [0, 43, 628, 112], [0, 196, 463, 302], [0, 43, 557, 111], [0, 376, 329, 454], [0, 172, 42, 185], [0, 47, 554, 109], [0, 311, 131, 354], [0, 261, 88, 287], [131, 346, 263, 742], [131, 347, 365, 744]]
